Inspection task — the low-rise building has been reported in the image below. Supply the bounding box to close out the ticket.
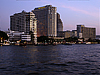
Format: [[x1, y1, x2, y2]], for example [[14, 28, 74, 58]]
[[72, 30, 77, 37], [64, 31, 73, 38], [5, 30, 24, 42], [77, 25, 96, 41], [4, 30, 37, 44], [57, 31, 65, 37], [96, 35, 100, 40]]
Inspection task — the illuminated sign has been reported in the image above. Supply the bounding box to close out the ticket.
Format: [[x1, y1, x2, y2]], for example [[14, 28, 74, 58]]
[[38, 7, 45, 9]]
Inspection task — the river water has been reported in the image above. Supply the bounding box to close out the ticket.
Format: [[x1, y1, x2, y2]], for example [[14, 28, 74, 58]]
[[0, 44, 100, 75]]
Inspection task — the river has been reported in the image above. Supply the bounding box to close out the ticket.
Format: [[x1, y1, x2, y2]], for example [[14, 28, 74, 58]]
[[0, 44, 100, 75]]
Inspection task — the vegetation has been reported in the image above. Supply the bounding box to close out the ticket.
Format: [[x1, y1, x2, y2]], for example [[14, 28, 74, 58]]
[[64, 37, 78, 42], [0, 31, 8, 42], [37, 36, 49, 43]]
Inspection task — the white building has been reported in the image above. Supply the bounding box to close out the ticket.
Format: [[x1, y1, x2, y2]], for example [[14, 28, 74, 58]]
[[5, 30, 24, 41]]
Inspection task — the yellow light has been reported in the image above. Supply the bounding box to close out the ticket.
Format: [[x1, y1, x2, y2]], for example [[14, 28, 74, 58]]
[[38, 7, 45, 9]]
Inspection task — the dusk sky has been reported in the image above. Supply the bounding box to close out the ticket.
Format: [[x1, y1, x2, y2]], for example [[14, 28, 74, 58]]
[[0, 0, 100, 34]]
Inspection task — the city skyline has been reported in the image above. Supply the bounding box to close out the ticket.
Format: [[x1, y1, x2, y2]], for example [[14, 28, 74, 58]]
[[0, 0, 100, 34]]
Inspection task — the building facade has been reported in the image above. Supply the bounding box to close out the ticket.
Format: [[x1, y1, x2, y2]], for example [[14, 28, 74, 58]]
[[77, 25, 96, 41], [57, 31, 65, 37], [5, 30, 24, 42], [57, 13, 63, 34], [64, 31, 73, 38], [10, 10, 37, 34], [10, 10, 37, 43], [72, 30, 77, 37], [32, 5, 57, 37]]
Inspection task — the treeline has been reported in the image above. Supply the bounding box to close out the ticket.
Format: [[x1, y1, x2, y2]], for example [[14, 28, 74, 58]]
[[0, 31, 8, 41]]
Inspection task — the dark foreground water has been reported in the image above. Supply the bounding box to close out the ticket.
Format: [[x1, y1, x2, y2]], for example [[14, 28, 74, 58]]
[[0, 44, 100, 75]]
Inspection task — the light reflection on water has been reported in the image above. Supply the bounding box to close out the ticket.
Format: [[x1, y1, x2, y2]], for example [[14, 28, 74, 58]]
[[0, 44, 100, 75]]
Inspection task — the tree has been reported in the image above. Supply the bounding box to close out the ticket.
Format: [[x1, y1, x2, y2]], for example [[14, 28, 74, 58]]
[[0, 31, 8, 42], [37, 36, 50, 43], [64, 37, 78, 42]]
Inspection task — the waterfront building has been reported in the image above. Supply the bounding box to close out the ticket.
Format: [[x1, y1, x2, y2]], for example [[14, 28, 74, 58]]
[[32, 5, 57, 37], [96, 35, 100, 40], [57, 13, 63, 36], [21, 34, 31, 41], [72, 30, 77, 37], [57, 30, 77, 38], [5, 30, 37, 44], [77, 25, 96, 41], [10, 10, 37, 43], [21, 34, 37, 44], [57, 31, 65, 37], [10, 10, 37, 34], [64, 31, 73, 38], [5, 30, 24, 42]]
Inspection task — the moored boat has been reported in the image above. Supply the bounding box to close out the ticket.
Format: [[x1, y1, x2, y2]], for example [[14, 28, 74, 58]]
[[2, 40, 10, 46], [64, 43, 72, 45], [19, 40, 27, 46]]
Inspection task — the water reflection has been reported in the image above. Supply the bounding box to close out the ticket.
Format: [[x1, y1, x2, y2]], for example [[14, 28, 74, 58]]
[[0, 45, 100, 74]]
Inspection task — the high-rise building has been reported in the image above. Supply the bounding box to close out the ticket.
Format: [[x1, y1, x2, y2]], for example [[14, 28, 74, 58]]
[[57, 13, 63, 32], [32, 5, 57, 37], [77, 25, 96, 40], [10, 10, 37, 43], [10, 10, 37, 34], [57, 13, 63, 36]]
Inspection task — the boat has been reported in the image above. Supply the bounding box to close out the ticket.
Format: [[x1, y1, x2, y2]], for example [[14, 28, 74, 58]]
[[52, 42, 57, 46], [64, 43, 72, 45], [19, 40, 27, 46], [2, 40, 10, 46]]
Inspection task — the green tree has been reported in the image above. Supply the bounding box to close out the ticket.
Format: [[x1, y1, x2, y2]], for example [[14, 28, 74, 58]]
[[37, 36, 49, 43], [0, 31, 8, 42], [0, 31, 8, 40]]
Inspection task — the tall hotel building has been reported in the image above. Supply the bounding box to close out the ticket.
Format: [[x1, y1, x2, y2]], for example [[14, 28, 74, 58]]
[[10, 10, 37, 34], [57, 13, 63, 37], [32, 5, 57, 37], [57, 13, 63, 32], [10, 10, 37, 43], [77, 25, 96, 40]]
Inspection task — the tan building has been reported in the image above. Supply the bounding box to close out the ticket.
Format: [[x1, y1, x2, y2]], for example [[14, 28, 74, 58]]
[[64, 31, 73, 38], [77, 25, 96, 41]]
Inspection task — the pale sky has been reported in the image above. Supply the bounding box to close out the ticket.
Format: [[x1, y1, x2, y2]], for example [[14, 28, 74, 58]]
[[0, 0, 100, 35]]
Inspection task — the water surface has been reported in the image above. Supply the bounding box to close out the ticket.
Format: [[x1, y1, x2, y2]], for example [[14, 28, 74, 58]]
[[0, 44, 100, 75]]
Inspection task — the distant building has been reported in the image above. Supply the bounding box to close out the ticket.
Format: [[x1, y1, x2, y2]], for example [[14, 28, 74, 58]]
[[77, 25, 96, 41], [64, 31, 73, 38], [32, 5, 57, 37], [72, 30, 77, 37], [96, 35, 100, 40], [57, 31, 65, 37], [57, 30, 77, 38], [57, 13, 63, 36]]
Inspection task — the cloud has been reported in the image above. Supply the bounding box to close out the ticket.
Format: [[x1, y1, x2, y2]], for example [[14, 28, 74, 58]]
[[61, 5, 99, 18], [40, 0, 99, 18]]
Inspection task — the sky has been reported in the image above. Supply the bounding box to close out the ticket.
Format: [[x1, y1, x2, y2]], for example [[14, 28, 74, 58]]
[[0, 0, 100, 35]]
